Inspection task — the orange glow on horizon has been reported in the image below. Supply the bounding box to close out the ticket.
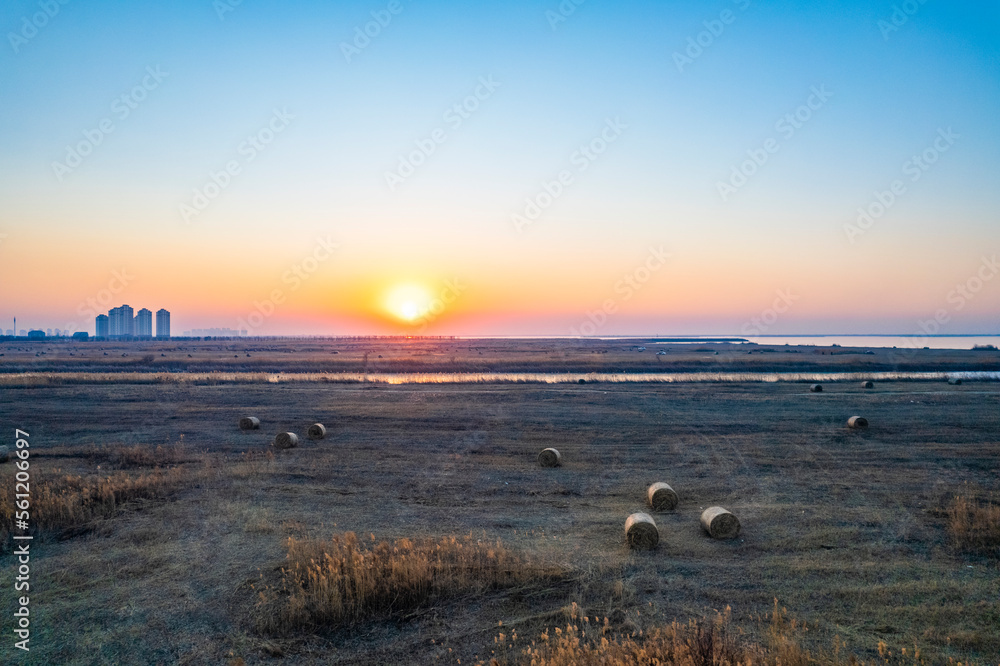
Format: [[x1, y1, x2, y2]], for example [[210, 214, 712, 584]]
[[383, 283, 434, 323]]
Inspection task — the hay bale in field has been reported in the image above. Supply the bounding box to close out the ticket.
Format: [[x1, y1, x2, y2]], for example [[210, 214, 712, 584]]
[[847, 415, 869, 429], [861, 381, 874, 389], [701, 506, 740, 539], [646, 482, 679, 511], [625, 512, 659, 549], [538, 447, 562, 468], [273, 432, 299, 450], [809, 384, 823, 393], [307, 423, 327, 440], [0, 445, 10, 464], [239, 416, 260, 431], [948, 378, 962, 385]]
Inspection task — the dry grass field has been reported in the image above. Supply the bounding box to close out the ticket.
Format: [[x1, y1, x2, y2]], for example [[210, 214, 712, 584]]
[[2, 336, 999, 375], [1, 339, 998, 664]]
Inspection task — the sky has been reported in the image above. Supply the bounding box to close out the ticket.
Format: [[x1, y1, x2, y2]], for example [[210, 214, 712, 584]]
[[0, 0, 998, 337]]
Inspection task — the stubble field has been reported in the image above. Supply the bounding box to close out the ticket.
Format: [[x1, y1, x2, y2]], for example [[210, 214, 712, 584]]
[[1, 340, 998, 664]]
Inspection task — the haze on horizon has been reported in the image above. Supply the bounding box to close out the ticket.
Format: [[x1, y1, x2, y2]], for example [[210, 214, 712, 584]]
[[1, 0, 998, 337]]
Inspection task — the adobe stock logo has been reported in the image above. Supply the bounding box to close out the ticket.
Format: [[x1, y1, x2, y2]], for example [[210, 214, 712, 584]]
[[886, 253, 998, 364], [412, 279, 466, 333], [340, 0, 405, 63], [843, 127, 958, 244], [878, 0, 930, 41], [384, 76, 501, 191], [237, 236, 339, 333], [213, 0, 244, 21], [740, 290, 799, 336], [51, 66, 169, 182], [545, 0, 587, 31], [672, 0, 752, 74], [179, 108, 294, 224], [917, 254, 1000, 337], [54, 268, 137, 335], [569, 246, 670, 336], [717, 85, 832, 202], [512, 117, 627, 233], [7, 0, 71, 54]]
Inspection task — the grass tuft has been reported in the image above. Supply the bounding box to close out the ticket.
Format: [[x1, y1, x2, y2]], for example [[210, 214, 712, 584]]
[[0, 466, 189, 545], [947, 493, 1000, 557], [0, 442, 197, 549], [254, 532, 563, 634], [481, 601, 967, 666]]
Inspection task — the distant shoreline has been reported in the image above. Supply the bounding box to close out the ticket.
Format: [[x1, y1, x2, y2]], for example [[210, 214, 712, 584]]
[[2, 337, 998, 377], [1, 370, 998, 386]]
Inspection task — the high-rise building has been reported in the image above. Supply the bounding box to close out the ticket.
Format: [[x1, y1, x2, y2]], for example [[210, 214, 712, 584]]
[[156, 309, 170, 339], [108, 305, 135, 338], [122, 305, 134, 336], [96, 314, 109, 338], [135, 308, 153, 338]]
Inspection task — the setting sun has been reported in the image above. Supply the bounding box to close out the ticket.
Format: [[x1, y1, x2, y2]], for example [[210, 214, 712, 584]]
[[384, 284, 433, 323]]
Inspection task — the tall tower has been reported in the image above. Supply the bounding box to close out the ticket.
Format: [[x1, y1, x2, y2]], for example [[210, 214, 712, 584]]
[[135, 308, 153, 338], [108, 306, 121, 338], [156, 309, 171, 339], [96, 314, 109, 338], [120, 304, 134, 337]]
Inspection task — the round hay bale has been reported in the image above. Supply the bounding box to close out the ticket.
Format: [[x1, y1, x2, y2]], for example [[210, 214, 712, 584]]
[[273, 432, 299, 450], [847, 415, 869, 429], [701, 506, 740, 539], [646, 482, 679, 511], [538, 447, 562, 468], [624, 512, 659, 550], [809, 384, 823, 393], [0, 445, 10, 464], [948, 378, 962, 385], [307, 423, 327, 440], [238, 416, 260, 431], [861, 381, 874, 389]]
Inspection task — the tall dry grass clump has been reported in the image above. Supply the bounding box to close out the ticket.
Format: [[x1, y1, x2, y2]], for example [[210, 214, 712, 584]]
[[947, 493, 1000, 557], [483, 604, 754, 666], [0, 465, 189, 545], [254, 532, 562, 634], [481, 601, 952, 666]]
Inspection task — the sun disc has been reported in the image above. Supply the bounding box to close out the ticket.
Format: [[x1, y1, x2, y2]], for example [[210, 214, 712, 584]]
[[385, 283, 433, 323]]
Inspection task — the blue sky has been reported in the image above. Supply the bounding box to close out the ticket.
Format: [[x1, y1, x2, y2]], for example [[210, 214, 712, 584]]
[[1, 0, 998, 335]]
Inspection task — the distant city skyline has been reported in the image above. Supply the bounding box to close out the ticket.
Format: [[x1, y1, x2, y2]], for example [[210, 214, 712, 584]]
[[95, 304, 170, 339], [2, 308, 253, 338]]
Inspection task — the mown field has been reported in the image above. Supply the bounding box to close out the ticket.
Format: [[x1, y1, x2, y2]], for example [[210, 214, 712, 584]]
[[1, 342, 998, 664]]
